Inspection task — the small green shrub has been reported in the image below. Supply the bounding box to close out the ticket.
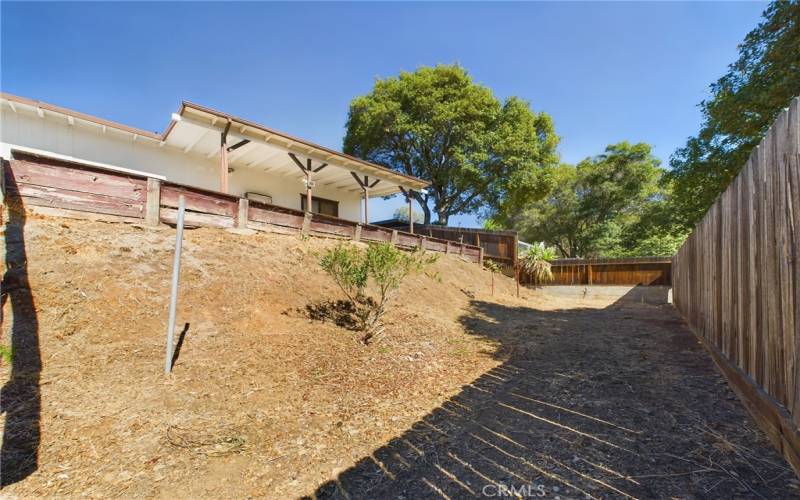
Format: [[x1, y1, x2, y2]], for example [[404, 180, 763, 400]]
[[319, 242, 437, 344]]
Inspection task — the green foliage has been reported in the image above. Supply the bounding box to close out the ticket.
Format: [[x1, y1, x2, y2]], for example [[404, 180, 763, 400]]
[[0, 345, 12, 364], [521, 243, 557, 283], [344, 64, 559, 225], [319, 242, 436, 344], [666, 1, 800, 229], [511, 142, 664, 258], [319, 245, 369, 305], [392, 206, 424, 223], [615, 232, 687, 258], [483, 260, 501, 273]]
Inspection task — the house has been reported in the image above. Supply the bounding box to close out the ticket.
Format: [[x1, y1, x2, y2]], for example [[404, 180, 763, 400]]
[[0, 93, 428, 224]]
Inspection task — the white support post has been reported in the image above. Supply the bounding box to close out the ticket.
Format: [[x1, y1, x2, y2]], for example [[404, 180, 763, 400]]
[[165, 195, 186, 375], [363, 187, 369, 224]]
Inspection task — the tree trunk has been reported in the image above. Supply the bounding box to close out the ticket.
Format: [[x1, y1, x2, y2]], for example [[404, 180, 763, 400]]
[[436, 209, 449, 226], [420, 203, 431, 225], [412, 192, 432, 225]]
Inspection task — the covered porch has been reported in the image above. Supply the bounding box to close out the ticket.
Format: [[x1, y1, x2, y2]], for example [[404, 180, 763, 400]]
[[163, 102, 427, 227]]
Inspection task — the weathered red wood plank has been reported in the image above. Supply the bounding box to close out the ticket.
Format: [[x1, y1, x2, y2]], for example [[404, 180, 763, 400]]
[[360, 227, 392, 242], [8, 159, 146, 201], [161, 184, 237, 217], [248, 205, 305, 228], [7, 184, 144, 218], [310, 220, 354, 238], [159, 207, 233, 229]]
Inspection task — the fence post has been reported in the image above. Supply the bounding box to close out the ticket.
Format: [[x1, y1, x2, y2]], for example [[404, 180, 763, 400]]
[[165, 195, 186, 374], [145, 178, 161, 226], [419, 236, 426, 250], [391, 230, 398, 244], [353, 224, 362, 242], [479, 248, 484, 266], [446, 241, 451, 254], [237, 198, 249, 229]]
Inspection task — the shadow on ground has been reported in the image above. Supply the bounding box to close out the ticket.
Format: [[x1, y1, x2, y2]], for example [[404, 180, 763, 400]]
[[311, 292, 796, 498], [1, 165, 42, 487]]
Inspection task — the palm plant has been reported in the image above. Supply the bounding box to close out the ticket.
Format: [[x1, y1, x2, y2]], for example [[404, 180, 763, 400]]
[[521, 243, 558, 284]]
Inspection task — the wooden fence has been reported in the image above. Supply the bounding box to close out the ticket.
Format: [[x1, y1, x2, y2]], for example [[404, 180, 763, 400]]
[[416, 226, 517, 267], [380, 222, 518, 272], [672, 97, 800, 473], [1, 151, 482, 263], [521, 257, 672, 286]]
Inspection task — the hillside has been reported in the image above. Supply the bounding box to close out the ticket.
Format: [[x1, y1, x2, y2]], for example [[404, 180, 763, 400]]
[[3, 210, 795, 498], [1, 210, 533, 497]]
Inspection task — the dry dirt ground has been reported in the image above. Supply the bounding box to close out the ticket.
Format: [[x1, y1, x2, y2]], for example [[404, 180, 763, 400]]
[[1, 209, 798, 498]]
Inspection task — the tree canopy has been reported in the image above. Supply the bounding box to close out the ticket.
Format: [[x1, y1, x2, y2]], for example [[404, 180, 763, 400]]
[[343, 64, 559, 225], [512, 142, 676, 258], [392, 206, 424, 223], [666, 1, 800, 229]]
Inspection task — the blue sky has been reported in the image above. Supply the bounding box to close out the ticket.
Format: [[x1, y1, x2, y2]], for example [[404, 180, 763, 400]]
[[1, 1, 766, 227]]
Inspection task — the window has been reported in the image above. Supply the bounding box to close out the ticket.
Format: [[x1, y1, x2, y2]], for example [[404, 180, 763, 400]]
[[300, 194, 339, 217]]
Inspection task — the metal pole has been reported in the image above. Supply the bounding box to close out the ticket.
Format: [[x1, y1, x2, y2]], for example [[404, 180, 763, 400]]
[[165, 195, 186, 374]]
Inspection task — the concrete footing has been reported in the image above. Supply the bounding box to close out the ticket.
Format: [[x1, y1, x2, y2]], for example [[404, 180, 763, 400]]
[[534, 285, 672, 305]]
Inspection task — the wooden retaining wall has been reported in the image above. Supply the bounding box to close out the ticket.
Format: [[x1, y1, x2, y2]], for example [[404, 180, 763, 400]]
[[527, 257, 672, 286], [672, 97, 800, 474], [1, 151, 482, 263], [378, 222, 518, 271], [416, 225, 518, 269]]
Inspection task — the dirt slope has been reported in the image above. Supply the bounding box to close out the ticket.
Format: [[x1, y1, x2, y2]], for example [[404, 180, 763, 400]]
[[2, 210, 796, 498], [1, 210, 530, 497]]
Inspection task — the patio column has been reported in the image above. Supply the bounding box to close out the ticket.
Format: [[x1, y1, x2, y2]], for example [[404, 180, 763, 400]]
[[219, 120, 232, 193], [305, 170, 312, 212], [351, 173, 380, 225], [288, 153, 327, 213]]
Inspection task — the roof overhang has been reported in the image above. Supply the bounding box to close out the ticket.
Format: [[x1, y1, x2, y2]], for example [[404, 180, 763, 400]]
[[0, 93, 429, 197], [162, 102, 427, 196]]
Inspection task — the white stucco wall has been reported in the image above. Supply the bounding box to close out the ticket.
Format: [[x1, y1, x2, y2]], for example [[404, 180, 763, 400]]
[[0, 108, 363, 221]]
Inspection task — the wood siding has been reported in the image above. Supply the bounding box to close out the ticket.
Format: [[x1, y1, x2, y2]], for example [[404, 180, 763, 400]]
[[672, 97, 800, 474]]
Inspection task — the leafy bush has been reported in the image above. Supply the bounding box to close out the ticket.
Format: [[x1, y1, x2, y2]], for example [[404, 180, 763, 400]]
[[521, 243, 557, 284], [319, 242, 437, 344]]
